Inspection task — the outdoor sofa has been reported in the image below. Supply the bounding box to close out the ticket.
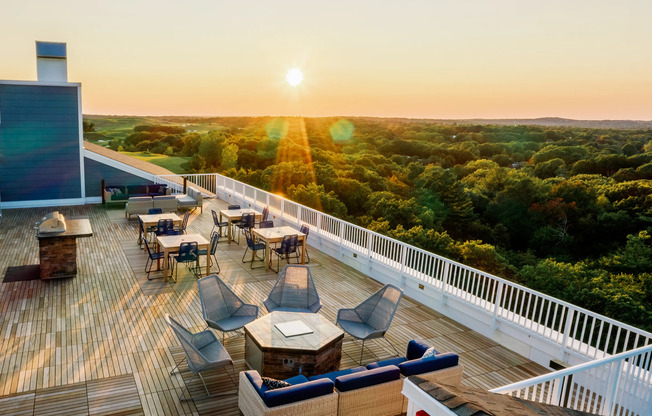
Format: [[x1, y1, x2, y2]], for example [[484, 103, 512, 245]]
[[104, 184, 170, 205], [125, 195, 177, 218], [238, 340, 461, 416]]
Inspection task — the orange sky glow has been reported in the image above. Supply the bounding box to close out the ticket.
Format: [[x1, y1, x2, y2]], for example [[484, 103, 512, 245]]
[[2, 0, 652, 120]]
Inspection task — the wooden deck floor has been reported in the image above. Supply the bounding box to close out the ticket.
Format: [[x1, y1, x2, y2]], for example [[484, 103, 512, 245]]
[[0, 200, 549, 415]]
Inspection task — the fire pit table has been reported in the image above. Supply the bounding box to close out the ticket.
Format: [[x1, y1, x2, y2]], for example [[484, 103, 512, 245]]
[[244, 311, 344, 379]]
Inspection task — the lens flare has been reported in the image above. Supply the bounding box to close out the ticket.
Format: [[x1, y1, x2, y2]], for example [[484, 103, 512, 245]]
[[265, 118, 289, 140], [330, 119, 354, 142]]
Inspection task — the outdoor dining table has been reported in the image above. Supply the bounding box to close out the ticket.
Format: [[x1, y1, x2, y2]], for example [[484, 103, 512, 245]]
[[219, 208, 262, 244], [252, 226, 306, 271], [156, 233, 210, 282], [137, 213, 181, 245]]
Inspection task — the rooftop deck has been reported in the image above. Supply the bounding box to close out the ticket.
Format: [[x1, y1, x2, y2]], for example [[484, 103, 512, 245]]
[[0, 200, 549, 415]]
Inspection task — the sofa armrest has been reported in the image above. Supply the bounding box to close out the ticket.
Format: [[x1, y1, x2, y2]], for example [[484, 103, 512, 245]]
[[238, 372, 337, 416]]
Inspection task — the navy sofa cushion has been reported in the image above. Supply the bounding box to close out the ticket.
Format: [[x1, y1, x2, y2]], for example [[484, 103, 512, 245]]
[[308, 366, 366, 383], [366, 339, 459, 377], [127, 185, 148, 195], [407, 339, 431, 360], [399, 352, 459, 377], [149, 184, 168, 196], [365, 356, 407, 370], [335, 365, 400, 392], [244, 370, 333, 408]]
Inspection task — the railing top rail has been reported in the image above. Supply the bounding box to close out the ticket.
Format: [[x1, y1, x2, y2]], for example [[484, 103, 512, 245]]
[[490, 344, 652, 393], [167, 172, 652, 341]]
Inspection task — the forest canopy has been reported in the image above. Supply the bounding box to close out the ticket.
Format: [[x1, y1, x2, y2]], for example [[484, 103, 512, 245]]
[[105, 117, 652, 331]]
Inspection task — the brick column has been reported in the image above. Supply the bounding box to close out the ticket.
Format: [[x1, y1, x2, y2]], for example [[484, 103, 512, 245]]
[[38, 236, 78, 279]]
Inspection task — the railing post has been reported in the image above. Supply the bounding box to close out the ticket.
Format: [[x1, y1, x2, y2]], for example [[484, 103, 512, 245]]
[[297, 205, 302, 225], [441, 261, 450, 305], [560, 309, 575, 359], [280, 199, 285, 220], [493, 281, 504, 328], [602, 360, 623, 415], [339, 221, 344, 257], [367, 231, 373, 271], [400, 244, 407, 287]]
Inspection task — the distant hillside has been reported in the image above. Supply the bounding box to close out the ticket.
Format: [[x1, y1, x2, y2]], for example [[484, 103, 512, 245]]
[[428, 117, 652, 129], [85, 114, 652, 130]]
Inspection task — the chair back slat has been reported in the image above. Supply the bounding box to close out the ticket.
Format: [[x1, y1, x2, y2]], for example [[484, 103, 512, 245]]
[[357, 284, 403, 331], [262, 206, 269, 222], [244, 229, 256, 249], [228, 205, 240, 210], [240, 212, 255, 229], [198, 275, 244, 322], [259, 220, 274, 228], [180, 211, 190, 232], [165, 314, 209, 370], [277, 234, 298, 255], [209, 231, 220, 255], [267, 265, 320, 311], [177, 241, 198, 261]]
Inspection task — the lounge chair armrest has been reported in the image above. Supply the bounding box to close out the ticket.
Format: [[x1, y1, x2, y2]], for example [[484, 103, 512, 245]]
[[337, 308, 363, 323], [235, 304, 259, 317]]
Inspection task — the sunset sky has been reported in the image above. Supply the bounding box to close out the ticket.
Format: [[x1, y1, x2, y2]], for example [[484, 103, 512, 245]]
[[2, 0, 652, 120]]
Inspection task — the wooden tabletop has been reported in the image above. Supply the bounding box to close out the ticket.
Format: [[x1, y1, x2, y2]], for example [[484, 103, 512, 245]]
[[156, 233, 209, 249], [253, 226, 305, 241], [244, 311, 343, 352], [138, 213, 181, 224], [219, 208, 261, 220]]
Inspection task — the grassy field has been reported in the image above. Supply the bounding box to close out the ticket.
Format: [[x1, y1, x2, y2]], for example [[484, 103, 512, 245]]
[[121, 151, 190, 174], [84, 115, 225, 141], [83, 116, 219, 174]]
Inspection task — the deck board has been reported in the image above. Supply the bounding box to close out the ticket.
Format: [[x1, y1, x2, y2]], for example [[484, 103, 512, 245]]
[[0, 201, 549, 415]]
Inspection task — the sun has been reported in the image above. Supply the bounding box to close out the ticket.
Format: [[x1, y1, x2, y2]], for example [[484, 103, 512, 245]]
[[286, 68, 303, 86]]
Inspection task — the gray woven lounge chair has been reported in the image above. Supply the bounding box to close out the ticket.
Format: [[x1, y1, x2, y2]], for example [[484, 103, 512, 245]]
[[164, 314, 237, 401], [197, 274, 258, 342], [336, 284, 403, 364], [263, 265, 322, 313]]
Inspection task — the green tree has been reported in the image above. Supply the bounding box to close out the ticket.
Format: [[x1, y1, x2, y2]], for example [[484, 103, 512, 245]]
[[221, 144, 239, 171]]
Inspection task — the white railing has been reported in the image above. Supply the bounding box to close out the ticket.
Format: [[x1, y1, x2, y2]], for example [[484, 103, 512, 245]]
[[158, 173, 652, 367], [156, 173, 217, 195], [491, 344, 652, 416]]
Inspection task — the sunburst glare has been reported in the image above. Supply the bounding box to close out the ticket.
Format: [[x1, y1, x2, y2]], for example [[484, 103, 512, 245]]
[[286, 68, 303, 87]]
